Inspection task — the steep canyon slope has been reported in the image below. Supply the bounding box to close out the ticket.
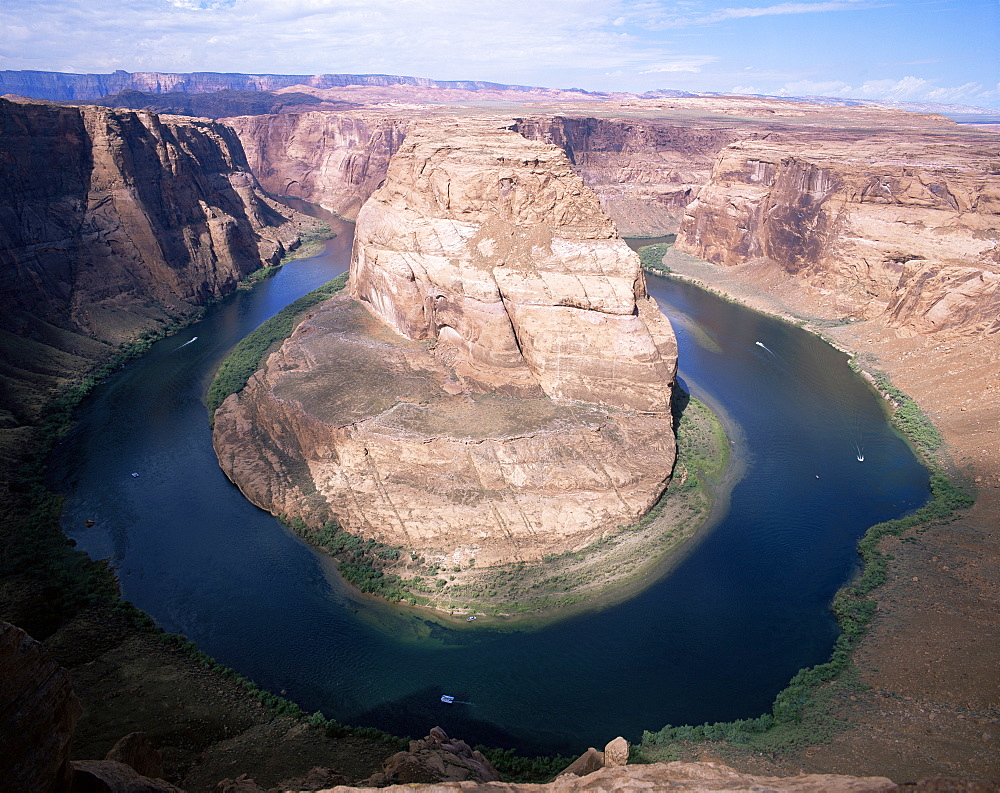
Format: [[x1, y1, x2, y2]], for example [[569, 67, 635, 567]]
[[0, 96, 311, 644], [225, 112, 409, 220], [213, 121, 678, 570], [2, 87, 997, 786], [513, 115, 745, 236], [0, 97, 304, 431], [221, 99, 999, 781], [675, 132, 1000, 338]]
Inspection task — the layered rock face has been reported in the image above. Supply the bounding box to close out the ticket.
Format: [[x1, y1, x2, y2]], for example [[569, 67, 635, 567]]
[[350, 122, 677, 412], [676, 134, 1000, 338], [0, 98, 299, 426], [214, 122, 677, 568], [514, 116, 742, 236], [228, 112, 741, 234], [226, 112, 408, 219]]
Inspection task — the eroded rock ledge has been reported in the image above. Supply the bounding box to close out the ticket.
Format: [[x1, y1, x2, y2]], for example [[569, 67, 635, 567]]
[[213, 121, 677, 571]]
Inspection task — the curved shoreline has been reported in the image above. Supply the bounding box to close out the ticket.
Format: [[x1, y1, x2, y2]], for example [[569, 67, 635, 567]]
[[635, 247, 994, 784], [29, 226, 984, 784], [281, 394, 733, 627]]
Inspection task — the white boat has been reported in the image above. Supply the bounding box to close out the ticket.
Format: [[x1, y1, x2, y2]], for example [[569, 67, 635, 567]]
[[440, 695, 454, 704]]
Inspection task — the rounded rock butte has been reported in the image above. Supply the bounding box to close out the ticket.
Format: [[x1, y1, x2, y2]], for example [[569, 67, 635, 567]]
[[213, 120, 679, 569]]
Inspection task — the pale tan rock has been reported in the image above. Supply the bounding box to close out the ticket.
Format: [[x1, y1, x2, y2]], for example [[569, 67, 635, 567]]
[[602, 736, 629, 767], [71, 760, 184, 792], [350, 121, 676, 414], [311, 759, 897, 791], [555, 748, 604, 778], [214, 122, 677, 568], [676, 136, 1000, 339]]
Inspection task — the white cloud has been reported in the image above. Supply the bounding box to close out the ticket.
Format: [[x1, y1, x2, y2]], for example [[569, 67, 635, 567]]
[[853, 76, 932, 99], [640, 56, 719, 73], [627, 0, 879, 29], [0, 0, 734, 88], [780, 79, 852, 96], [767, 75, 998, 106], [0, 0, 994, 108]]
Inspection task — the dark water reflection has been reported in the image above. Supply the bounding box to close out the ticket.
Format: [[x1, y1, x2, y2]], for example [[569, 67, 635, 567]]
[[51, 224, 928, 756]]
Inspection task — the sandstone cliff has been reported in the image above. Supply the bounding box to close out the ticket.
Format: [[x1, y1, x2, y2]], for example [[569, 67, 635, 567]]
[[0, 621, 81, 792], [214, 121, 677, 571], [514, 116, 742, 236], [0, 97, 302, 428], [226, 112, 409, 219], [675, 133, 1000, 338], [227, 112, 740, 235]]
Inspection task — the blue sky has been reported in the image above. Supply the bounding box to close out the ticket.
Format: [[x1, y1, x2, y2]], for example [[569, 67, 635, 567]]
[[2, 0, 998, 108]]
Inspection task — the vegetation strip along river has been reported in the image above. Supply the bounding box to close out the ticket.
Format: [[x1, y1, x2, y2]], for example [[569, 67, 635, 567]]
[[51, 215, 929, 756]]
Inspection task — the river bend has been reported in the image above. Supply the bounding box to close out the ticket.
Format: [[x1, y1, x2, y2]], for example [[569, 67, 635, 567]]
[[52, 219, 928, 755]]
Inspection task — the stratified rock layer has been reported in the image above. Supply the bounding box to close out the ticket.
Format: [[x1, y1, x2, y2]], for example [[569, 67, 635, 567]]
[[514, 116, 743, 236], [350, 121, 677, 413], [0, 97, 302, 429], [214, 122, 677, 568], [676, 135, 1000, 338], [226, 112, 409, 219]]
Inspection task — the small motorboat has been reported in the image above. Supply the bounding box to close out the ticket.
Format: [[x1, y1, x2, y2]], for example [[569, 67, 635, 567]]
[[130, 472, 140, 478], [466, 616, 477, 621], [440, 695, 455, 704]]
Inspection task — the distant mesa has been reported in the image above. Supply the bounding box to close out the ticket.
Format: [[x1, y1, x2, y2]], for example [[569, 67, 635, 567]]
[[0, 69, 549, 103]]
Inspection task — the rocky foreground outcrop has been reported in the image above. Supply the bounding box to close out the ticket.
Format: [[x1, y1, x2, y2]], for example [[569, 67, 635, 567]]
[[214, 121, 677, 569], [0, 620, 986, 792], [0, 621, 81, 792]]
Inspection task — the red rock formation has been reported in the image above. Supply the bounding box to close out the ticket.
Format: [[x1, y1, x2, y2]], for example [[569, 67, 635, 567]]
[[514, 116, 742, 236], [214, 121, 677, 569], [0, 97, 302, 426], [675, 134, 1000, 338], [0, 98, 296, 339], [362, 727, 501, 786], [225, 112, 409, 219]]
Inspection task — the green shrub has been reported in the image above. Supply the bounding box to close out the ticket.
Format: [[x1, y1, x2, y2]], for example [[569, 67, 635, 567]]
[[285, 518, 408, 602], [475, 747, 573, 783], [637, 243, 673, 276], [206, 273, 348, 420]]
